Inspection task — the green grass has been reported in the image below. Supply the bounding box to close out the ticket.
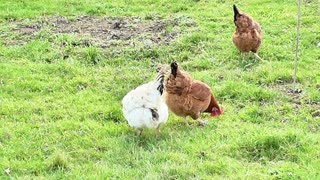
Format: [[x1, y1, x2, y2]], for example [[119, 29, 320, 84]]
[[1, 0, 320, 179]]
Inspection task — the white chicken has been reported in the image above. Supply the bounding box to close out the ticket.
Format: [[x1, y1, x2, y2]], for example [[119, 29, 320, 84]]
[[122, 71, 169, 138]]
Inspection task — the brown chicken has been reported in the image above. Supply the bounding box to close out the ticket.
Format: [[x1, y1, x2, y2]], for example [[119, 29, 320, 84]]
[[233, 4, 262, 60], [164, 62, 223, 126]]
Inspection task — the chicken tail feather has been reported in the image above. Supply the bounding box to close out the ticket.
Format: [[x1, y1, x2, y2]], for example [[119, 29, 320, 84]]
[[155, 72, 165, 95], [170, 61, 178, 78], [233, 4, 240, 22]]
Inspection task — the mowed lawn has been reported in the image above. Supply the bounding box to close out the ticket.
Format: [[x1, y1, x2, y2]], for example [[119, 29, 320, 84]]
[[0, 0, 319, 179]]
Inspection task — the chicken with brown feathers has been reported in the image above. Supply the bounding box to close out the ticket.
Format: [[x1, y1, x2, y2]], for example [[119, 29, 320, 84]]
[[164, 62, 223, 126], [233, 4, 262, 60]]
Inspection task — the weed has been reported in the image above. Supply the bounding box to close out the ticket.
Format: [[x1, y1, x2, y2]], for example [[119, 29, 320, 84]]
[[45, 150, 70, 170]]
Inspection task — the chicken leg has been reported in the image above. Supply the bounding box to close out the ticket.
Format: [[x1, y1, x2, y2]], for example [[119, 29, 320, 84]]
[[253, 53, 264, 61], [183, 117, 190, 127], [241, 52, 246, 62], [156, 126, 161, 139], [137, 129, 143, 136]]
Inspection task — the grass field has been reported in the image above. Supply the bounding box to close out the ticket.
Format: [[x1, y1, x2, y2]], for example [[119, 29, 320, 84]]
[[0, 0, 319, 179]]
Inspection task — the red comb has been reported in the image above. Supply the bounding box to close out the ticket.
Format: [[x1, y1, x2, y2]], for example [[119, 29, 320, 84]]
[[211, 108, 224, 118]]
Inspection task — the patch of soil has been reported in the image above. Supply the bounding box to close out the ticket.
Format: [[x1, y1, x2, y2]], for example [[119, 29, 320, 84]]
[[18, 26, 39, 35], [6, 15, 196, 48], [267, 83, 320, 119], [267, 80, 302, 98]]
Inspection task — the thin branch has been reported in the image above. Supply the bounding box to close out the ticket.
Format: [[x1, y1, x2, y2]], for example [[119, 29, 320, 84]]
[[293, 0, 302, 89]]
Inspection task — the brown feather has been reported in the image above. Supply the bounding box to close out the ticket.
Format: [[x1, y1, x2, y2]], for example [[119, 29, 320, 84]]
[[204, 94, 220, 113], [232, 5, 262, 53], [189, 81, 211, 101], [164, 62, 221, 120]]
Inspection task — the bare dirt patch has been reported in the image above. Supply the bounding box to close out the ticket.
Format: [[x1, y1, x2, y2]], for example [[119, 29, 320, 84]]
[[269, 82, 320, 120], [6, 15, 196, 48]]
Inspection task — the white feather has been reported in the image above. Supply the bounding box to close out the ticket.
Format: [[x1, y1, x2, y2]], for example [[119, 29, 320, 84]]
[[122, 75, 168, 131]]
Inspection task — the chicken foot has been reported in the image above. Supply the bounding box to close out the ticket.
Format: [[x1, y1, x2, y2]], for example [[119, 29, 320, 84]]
[[183, 117, 208, 127], [242, 52, 265, 70], [197, 119, 208, 127], [241, 53, 252, 65]]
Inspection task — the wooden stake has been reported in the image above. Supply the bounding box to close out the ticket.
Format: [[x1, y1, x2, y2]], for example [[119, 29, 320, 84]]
[[293, 0, 302, 90]]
